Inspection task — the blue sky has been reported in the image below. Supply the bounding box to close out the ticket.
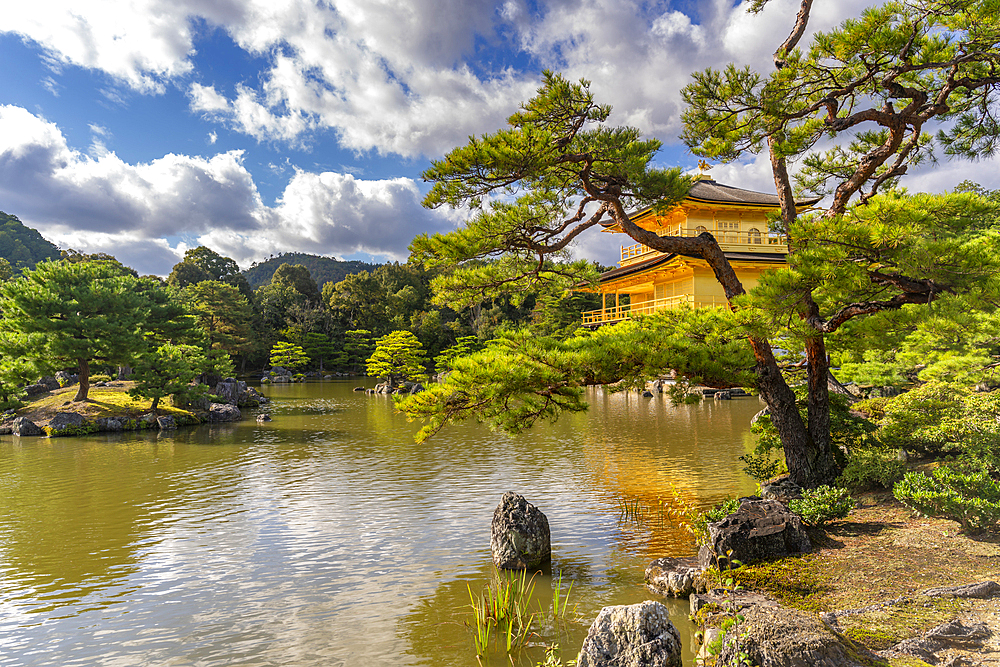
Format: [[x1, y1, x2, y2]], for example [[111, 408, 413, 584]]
[[1, 0, 995, 276]]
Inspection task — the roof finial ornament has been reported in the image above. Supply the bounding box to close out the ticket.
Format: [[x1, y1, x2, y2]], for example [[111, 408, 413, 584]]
[[697, 160, 713, 180]]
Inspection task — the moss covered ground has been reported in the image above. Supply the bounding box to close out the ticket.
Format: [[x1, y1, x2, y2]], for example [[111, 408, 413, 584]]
[[15, 383, 198, 430], [723, 493, 1000, 664]]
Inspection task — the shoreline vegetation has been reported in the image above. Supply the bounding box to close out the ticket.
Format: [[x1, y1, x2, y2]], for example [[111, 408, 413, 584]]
[[683, 491, 1000, 666], [0, 381, 250, 437]]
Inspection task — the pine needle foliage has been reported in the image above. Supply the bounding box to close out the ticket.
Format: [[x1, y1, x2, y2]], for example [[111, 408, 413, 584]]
[[366, 330, 429, 385], [400, 308, 755, 441], [413, 71, 691, 308]]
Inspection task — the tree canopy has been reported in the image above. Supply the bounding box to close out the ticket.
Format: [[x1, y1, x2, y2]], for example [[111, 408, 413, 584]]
[[399, 1, 1000, 488], [0, 260, 149, 401]]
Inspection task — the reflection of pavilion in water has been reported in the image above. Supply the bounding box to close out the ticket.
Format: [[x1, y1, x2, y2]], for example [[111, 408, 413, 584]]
[[576, 387, 761, 557], [581, 172, 820, 326]]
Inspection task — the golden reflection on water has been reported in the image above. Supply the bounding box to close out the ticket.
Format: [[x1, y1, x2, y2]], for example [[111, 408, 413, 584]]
[[0, 381, 762, 667]]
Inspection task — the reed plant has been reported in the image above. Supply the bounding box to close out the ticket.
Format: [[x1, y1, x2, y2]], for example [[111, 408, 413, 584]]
[[466, 567, 579, 662], [466, 568, 538, 659], [551, 571, 574, 620], [615, 494, 670, 529]]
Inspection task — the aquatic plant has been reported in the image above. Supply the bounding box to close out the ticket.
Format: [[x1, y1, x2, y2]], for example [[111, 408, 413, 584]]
[[466, 568, 537, 658]]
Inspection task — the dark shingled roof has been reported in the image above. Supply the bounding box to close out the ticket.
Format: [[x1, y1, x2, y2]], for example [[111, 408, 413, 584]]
[[598, 250, 787, 283], [601, 178, 823, 228], [686, 179, 822, 207]]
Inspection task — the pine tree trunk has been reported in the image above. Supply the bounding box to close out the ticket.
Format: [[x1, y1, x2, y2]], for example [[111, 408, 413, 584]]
[[748, 337, 829, 488], [805, 335, 840, 483], [74, 358, 90, 402], [615, 201, 839, 487]]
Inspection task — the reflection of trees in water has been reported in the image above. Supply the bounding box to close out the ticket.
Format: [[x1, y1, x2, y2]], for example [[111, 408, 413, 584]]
[[0, 426, 254, 615], [0, 438, 164, 611], [574, 387, 761, 558], [399, 558, 598, 667]]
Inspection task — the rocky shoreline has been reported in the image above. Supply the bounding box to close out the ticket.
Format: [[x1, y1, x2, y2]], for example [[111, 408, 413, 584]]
[[0, 377, 268, 438], [641, 492, 1000, 666]]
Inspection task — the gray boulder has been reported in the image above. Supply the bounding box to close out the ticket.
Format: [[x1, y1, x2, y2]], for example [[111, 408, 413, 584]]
[[23, 383, 49, 397], [491, 492, 551, 570], [761, 478, 804, 505], [714, 390, 732, 400], [156, 415, 177, 430], [11, 417, 43, 436], [577, 600, 682, 667], [645, 556, 707, 598], [37, 376, 61, 391], [47, 412, 88, 436], [256, 413, 272, 422], [883, 619, 991, 664], [717, 606, 882, 667], [55, 371, 77, 386], [922, 580, 1000, 599], [94, 417, 123, 432], [208, 403, 242, 423], [214, 379, 244, 405], [138, 413, 158, 429], [699, 498, 811, 569]]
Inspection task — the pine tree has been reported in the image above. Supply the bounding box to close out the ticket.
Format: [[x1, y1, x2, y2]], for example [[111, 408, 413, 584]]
[[269, 341, 310, 371], [0, 260, 147, 401], [366, 331, 428, 386], [401, 1, 1000, 487]]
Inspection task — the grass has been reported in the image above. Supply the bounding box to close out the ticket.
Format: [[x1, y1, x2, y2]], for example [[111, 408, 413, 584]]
[[15, 383, 199, 432], [465, 567, 579, 662], [467, 568, 538, 658]]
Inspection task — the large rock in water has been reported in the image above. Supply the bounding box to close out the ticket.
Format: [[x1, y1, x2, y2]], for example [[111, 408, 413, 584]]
[[717, 606, 883, 667], [11, 417, 43, 436], [491, 492, 551, 570], [214, 379, 263, 407], [47, 412, 88, 436], [577, 600, 682, 667], [645, 556, 708, 597], [208, 403, 242, 423], [699, 498, 811, 569]]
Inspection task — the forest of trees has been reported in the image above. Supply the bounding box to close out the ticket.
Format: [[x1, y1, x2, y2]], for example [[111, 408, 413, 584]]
[[243, 252, 378, 289], [0, 0, 996, 500], [0, 227, 603, 410]]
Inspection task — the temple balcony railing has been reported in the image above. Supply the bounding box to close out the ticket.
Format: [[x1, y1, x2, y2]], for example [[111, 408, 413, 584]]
[[581, 294, 730, 326], [620, 229, 788, 265]]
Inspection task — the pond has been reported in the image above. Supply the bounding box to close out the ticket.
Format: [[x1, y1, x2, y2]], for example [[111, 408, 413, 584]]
[[0, 380, 761, 666]]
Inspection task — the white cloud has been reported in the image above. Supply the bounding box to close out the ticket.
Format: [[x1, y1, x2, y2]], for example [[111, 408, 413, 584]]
[[0, 0, 880, 159], [2, 0, 196, 93], [189, 83, 231, 114], [0, 105, 455, 274]]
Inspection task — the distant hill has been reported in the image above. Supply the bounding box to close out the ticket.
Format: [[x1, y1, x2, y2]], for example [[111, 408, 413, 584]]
[[243, 252, 380, 289], [0, 212, 61, 271]]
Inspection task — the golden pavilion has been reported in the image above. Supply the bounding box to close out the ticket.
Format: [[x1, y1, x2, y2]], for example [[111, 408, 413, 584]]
[[581, 174, 820, 326]]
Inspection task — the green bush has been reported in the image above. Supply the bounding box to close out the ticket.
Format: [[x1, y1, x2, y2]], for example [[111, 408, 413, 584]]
[[875, 382, 1000, 461], [738, 451, 783, 483], [893, 459, 1000, 534], [0, 398, 23, 412], [90, 374, 113, 383], [689, 497, 742, 545], [788, 485, 854, 527], [837, 448, 906, 491]]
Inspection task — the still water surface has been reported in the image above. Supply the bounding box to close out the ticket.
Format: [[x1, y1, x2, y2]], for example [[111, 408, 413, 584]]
[[0, 381, 761, 666]]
